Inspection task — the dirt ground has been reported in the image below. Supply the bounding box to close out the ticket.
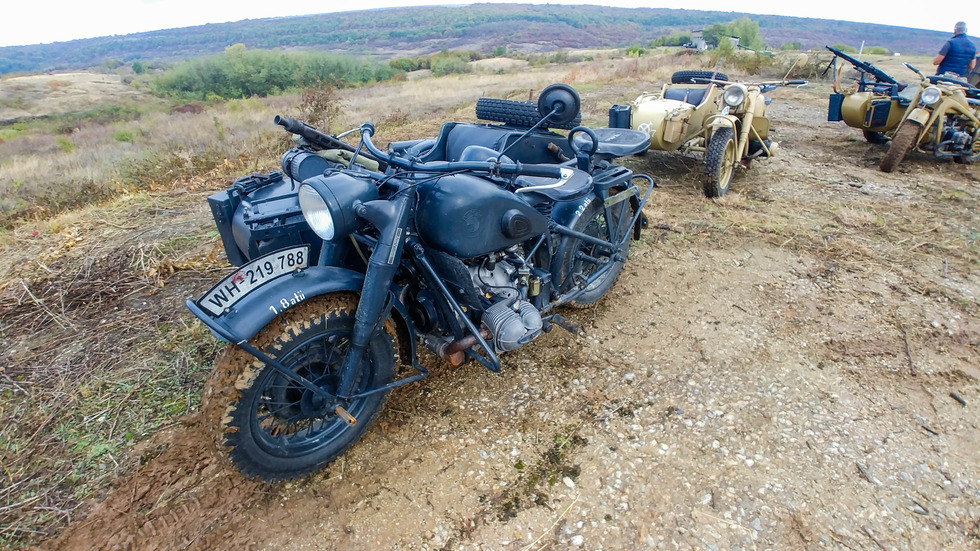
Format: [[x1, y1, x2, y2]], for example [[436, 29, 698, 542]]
[[15, 80, 980, 550]]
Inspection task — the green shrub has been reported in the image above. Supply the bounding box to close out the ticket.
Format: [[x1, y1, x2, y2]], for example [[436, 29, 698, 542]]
[[430, 55, 469, 76], [112, 130, 134, 142], [55, 136, 74, 152], [650, 32, 691, 48], [151, 44, 394, 99]]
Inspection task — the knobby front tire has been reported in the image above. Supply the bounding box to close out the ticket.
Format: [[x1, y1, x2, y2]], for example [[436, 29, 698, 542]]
[[879, 121, 921, 173], [204, 293, 395, 482]]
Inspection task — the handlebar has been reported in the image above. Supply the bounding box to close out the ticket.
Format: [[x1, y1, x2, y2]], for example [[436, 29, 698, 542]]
[[357, 123, 564, 179]]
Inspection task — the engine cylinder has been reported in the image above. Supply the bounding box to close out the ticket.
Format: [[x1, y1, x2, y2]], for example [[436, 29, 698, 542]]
[[484, 299, 543, 352]]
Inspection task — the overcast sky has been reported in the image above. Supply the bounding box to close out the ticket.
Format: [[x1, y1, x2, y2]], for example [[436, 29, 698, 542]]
[[0, 0, 964, 48]]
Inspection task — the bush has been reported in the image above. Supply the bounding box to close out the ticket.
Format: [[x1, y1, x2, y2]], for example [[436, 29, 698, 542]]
[[650, 32, 692, 48], [55, 136, 74, 152], [430, 55, 469, 76], [298, 85, 344, 132], [152, 44, 394, 100], [112, 130, 134, 143]]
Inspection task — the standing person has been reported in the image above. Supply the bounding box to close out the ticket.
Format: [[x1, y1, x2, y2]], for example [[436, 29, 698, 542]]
[[932, 21, 977, 77]]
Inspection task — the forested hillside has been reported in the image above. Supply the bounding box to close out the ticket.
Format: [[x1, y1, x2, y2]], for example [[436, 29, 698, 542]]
[[0, 4, 949, 74]]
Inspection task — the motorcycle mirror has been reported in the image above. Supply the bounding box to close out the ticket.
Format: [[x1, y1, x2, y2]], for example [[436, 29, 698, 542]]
[[537, 84, 581, 126]]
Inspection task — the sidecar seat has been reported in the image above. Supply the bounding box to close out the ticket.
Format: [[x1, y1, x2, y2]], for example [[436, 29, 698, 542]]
[[663, 86, 710, 106], [457, 145, 513, 163], [410, 121, 572, 165]]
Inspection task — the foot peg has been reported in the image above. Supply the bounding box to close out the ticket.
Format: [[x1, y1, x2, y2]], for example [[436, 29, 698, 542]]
[[545, 314, 580, 334], [335, 406, 357, 427]]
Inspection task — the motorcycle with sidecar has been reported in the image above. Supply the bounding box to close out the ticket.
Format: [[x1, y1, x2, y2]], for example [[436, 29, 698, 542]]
[[878, 63, 980, 172], [824, 45, 917, 143], [610, 66, 807, 197], [185, 84, 654, 481]]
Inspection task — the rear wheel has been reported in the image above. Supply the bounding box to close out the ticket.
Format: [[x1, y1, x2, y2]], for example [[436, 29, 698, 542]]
[[863, 130, 889, 144], [558, 194, 634, 307], [204, 294, 395, 481], [704, 126, 737, 197], [879, 121, 922, 172]]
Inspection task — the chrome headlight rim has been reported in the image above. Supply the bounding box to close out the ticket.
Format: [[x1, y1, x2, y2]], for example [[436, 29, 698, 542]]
[[298, 173, 380, 242], [920, 86, 941, 106], [298, 182, 337, 241], [723, 83, 747, 108]]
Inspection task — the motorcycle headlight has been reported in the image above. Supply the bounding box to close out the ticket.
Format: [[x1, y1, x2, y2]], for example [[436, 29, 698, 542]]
[[920, 86, 941, 106], [298, 172, 379, 241], [723, 84, 747, 107]]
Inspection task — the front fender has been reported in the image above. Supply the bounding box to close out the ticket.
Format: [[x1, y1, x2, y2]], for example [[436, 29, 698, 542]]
[[706, 113, 739, 131], [906, 107, 931, 126], [186, 266, 364, 343]]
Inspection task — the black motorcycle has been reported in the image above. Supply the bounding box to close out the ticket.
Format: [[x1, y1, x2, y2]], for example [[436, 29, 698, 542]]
[[186, 84, 653, 481]]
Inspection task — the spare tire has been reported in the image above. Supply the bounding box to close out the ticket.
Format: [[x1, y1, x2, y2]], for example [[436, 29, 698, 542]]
[[475, 97, 582, 130], [671, 70, 730, 84]]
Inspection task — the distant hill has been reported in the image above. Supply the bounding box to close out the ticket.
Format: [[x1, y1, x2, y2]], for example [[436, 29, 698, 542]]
[[0, 4, 950, 75]]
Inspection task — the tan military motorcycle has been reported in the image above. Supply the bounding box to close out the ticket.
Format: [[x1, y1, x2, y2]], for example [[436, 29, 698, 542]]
[[879, 63, 980, 172], [824, 45, 916, 143], [610, 65, 807, 196]]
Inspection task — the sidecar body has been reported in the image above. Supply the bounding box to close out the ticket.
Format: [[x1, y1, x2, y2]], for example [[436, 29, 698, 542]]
[[824, 46, 916, 141], [619, 79, 725, 152]]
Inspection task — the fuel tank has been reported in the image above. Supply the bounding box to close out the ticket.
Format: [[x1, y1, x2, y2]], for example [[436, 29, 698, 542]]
[[416, 174, 549, 258]]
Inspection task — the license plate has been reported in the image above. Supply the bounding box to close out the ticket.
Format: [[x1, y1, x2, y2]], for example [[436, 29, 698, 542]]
[[197, 246, 309, 316]]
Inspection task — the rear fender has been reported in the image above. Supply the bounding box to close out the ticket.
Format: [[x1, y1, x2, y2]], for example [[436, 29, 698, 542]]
[[187, 266, 364, 343]]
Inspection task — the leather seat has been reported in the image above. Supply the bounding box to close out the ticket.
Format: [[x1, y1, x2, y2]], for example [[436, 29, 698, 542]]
[[663, 87, 709, 105]]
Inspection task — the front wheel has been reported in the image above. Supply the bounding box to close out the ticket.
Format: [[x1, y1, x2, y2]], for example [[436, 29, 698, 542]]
[[879, 120, 922, 172], [202, 294, 395, 481], [558, 193, 634, 307], [704, 126, 737, 197]]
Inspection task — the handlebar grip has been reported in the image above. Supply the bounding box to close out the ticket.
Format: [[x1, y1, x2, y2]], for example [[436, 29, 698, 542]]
[[504, 163, 563, 178], [787, 80, 808, 85]]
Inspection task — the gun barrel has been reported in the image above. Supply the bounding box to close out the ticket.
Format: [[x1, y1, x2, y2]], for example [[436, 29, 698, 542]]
[[824, 45, 897, 84], [273, 115, 386, 171]]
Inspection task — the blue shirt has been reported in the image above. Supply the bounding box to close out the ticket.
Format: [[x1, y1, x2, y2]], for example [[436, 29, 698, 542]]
[[937, 33, 977, 76]]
